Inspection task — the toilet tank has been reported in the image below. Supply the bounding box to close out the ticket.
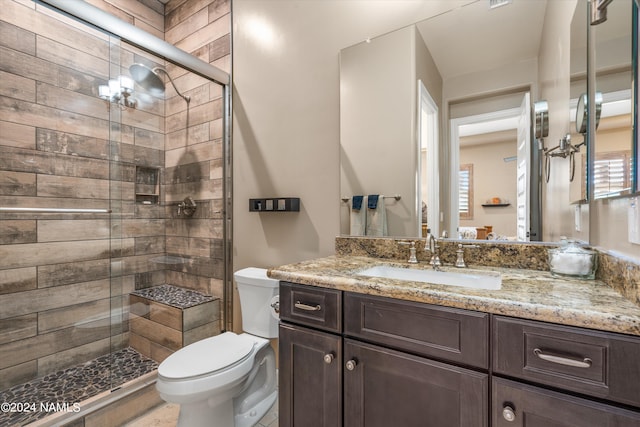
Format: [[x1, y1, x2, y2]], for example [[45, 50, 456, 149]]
[[233, 267, 279, 339]]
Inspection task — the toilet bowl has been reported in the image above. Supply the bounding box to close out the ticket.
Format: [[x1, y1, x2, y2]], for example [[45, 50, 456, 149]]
[[155, 268, 279, 427]]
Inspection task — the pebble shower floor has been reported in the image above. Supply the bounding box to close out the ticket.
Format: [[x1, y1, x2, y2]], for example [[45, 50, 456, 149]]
[[0, 347, 158, 426]]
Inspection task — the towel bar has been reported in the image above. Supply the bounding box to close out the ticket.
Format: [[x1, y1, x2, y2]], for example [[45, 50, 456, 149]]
[[341, 195, 401, 203], [0, 207, 112, 213]]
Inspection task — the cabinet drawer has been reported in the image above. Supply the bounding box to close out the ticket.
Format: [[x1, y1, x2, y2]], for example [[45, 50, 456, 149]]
[[493, 316, 640, 408], [280, 282, 342, 333], [344, 293, 489, 368], [493, 377, 640, 426]]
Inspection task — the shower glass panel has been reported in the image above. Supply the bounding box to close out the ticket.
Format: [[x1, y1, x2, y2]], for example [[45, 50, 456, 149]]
[[0, 3, 124, 424], [112, 38, 226, 397], [1, 1, 226, 423]]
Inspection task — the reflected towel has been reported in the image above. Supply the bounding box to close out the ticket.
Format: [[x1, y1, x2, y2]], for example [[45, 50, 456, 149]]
[[350, 196, 366, 236], [367, 194, 379, 209], [352, 195, 363, 211], [366, 195, 387, 237]]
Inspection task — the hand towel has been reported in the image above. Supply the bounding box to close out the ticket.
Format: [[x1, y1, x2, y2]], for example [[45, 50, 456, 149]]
[[367, 194, 379, 209], [366, 195, 387, 236], [352, 195, 363, 211], [350, 195, 366, 236]]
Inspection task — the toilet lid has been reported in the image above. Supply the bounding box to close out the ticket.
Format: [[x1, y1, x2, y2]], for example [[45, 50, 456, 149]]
[[159, 332, 255, 380]]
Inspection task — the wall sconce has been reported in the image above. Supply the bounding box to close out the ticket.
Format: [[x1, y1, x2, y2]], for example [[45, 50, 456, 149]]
[[99, 75, 136, 109]]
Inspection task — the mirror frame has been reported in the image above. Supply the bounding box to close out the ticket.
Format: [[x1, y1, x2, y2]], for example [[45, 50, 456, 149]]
[[634, 0, 639, 193]]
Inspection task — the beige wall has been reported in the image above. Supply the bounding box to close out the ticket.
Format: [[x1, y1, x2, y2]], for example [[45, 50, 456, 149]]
[[231, 0, 472, 331], [460, 139, 518, 237], [231, 1, 464, 271], [538, 0, 585, 243], [339, 26, 418, 237]]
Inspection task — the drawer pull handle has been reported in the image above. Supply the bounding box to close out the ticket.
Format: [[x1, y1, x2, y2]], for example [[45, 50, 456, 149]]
[[323, 353, 334, 364], [502, 405, 516, 422], [534, 348, 592, 368], [294, 301, 322, 311], [346, 360, 357, 371]]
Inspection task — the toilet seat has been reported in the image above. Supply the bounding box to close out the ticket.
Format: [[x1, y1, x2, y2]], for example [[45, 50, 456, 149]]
[[159, 332, 256, 381]]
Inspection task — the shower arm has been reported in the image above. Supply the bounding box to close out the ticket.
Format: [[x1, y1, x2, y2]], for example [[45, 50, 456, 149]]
[[153, 67, 191, 104]]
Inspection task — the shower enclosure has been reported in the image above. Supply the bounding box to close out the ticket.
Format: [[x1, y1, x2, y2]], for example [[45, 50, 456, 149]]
[[0, 0, 231, 425]]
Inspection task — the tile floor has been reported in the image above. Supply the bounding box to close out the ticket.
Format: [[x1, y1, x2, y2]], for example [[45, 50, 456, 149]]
[[0, 348, 158, 427], [123, 397, 279, 427]]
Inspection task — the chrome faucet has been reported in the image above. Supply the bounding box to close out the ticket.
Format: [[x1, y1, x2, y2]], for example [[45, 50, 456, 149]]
[[398, 241, 418, 264], [425, 232, 441, 269]]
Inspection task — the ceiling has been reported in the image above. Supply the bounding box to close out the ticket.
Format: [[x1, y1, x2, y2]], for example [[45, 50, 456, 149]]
[[416, 0, 548, 80]]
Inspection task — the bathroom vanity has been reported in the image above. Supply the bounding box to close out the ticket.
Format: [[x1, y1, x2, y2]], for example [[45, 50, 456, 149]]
[[271, 254, 640, 427]]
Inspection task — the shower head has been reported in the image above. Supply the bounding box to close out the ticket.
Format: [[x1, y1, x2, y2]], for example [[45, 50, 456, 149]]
[[129, 63, 164, 95], [128, 63, 190, 103]]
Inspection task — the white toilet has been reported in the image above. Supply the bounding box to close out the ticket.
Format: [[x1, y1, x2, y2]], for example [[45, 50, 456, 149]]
[[155, 268, 279, 427]]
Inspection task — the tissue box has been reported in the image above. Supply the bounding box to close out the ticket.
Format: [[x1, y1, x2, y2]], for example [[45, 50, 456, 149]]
[[547, 242, 597, 279]]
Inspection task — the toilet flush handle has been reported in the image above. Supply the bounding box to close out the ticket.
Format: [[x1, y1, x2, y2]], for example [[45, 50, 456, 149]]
[[270, 300, 280, 314]]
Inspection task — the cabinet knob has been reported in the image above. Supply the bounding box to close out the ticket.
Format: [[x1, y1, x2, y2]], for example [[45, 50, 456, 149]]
[[502, 405, 516, 422], [323, 353, 334, 364], [346, 359, 357, 371]]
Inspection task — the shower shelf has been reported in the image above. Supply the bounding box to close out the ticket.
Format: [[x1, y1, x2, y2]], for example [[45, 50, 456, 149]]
[[135, 166, 160, 205]]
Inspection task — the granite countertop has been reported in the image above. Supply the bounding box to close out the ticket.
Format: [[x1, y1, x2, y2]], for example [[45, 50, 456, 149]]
[[268, 255, 640, 337]]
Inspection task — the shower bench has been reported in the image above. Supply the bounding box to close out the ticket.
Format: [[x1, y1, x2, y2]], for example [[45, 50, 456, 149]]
[[129, 284, 221, 363]]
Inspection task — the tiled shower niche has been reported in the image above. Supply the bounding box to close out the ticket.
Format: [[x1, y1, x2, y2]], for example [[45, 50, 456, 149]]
[[135, 166, 160, 205]]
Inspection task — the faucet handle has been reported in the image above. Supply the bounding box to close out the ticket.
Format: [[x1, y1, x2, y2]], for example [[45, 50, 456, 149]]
[[397, 241, 418, 264], [455, 244, 479, 268]]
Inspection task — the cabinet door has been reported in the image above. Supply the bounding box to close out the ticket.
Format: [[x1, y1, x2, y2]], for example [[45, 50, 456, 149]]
[[279, 323, 342, 427], [344, 339, 488, 427], [493, 377, 640, 427]]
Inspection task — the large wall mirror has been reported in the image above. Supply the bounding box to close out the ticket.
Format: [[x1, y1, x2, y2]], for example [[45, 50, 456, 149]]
[[339, 0, 638, 242], [592, 0, 637, 199]]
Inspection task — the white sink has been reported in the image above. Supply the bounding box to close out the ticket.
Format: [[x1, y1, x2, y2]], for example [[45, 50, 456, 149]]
[[356, 265, 501, 290]]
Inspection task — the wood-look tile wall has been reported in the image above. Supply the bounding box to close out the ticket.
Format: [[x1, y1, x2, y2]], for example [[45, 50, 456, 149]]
[[0, 0, 168, 391], [0, 0, 231, 391], [163, 0, 230, 319]]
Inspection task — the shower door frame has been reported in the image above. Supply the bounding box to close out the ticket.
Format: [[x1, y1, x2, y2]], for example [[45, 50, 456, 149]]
[[38, 0, 234, 333]]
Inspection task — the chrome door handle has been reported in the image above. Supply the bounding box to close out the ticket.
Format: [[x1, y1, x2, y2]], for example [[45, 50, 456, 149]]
[[345, 360, 357, 371], [294, 301, 322, 311], [534, 348, 592, 368], [323, 353, 334, 364]]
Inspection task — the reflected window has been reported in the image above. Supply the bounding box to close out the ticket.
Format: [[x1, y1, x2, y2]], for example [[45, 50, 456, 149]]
[[459, 164, 474, 220], [594, 151, 633, 198]]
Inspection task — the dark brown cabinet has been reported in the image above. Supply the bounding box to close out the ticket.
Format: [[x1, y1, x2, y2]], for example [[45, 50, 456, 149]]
[[493, 377, 640, 426], [279, 282, 640, 427], [279, 283, 489, 427]]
